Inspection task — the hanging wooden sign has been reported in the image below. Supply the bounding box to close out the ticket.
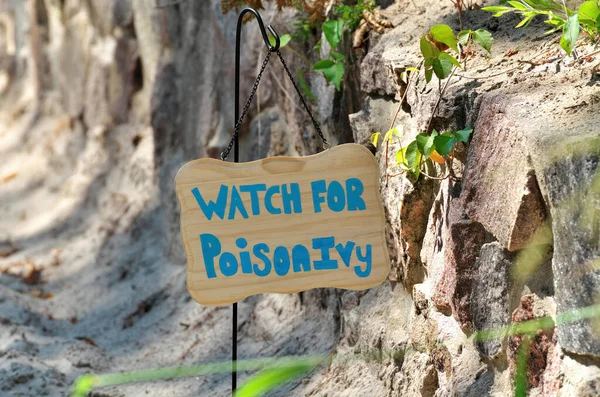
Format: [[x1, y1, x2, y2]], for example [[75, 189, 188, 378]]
[[175, 143, 390, 306]]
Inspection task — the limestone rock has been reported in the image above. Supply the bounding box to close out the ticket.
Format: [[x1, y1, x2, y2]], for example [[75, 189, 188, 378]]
[[471, 242, 515, 358], [462, 93, 547, 252], [508, 295, 556, 391], [541, 134, 600, 357], [432, 197, 486, 330], [392, 352, 438, 397], [359, 30, 419, 98]]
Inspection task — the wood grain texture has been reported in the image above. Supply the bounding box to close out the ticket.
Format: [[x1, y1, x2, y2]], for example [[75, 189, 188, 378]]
[[175, 144, 390, 306]]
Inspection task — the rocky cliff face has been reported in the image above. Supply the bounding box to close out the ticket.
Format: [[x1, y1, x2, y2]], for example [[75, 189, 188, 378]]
[[0, 0, 598, 396]]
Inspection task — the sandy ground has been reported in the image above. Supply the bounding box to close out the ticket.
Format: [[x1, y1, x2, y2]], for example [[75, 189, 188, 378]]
[[0, 94, 339, 396]]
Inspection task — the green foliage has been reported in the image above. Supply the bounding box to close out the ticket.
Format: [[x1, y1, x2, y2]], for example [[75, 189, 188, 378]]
[[370, 22, 489, 180], [561, 13, 581, 54], [484, 0, 600, 55], [322, 19, 344, 49], [310, 19, 346, 91], [313, 59, 345, 90], [297, 69, 316, 100], [236, 363, 315, 397], [335, 0, 376, 30], [269, 33, 291, 48], [291, 14, 316, 42], [419, 24, 487, 83], [458, 29, 493, 53], [72, 375, 99, 397], [288, 1, 381, 95]]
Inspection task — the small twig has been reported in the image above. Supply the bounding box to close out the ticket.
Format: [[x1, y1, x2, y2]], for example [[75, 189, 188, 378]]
[[387, 171, 406, 178], [418, 169, 451, 180], [384, 64, 421, 184], [389, 62, 422, 131], [455, 67, 522, 80], [425, 67, 457, 133], [269, 69, 303, 113], [567, 49, 600, 67]]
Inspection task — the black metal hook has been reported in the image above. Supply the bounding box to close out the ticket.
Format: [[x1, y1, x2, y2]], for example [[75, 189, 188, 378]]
[[236, 7, 280, 52]]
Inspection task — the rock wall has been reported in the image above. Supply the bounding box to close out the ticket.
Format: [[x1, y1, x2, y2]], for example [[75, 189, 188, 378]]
[[0, 0, 599, 396]]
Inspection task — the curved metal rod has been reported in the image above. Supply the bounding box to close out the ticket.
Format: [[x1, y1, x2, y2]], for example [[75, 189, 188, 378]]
[[231, 7, 279, 395], [237, 7, 280, 52]]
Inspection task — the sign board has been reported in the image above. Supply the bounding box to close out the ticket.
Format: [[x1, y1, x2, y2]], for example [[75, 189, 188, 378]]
[[175, 144, 390, 306]]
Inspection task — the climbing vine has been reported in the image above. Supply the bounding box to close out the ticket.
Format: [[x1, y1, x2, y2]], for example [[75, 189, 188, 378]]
[[483, 0, 600, 55], [370, 23, 492, 180]]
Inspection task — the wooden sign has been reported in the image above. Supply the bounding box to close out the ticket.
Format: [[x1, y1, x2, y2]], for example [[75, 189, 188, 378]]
[[175, 144, 390, 306]]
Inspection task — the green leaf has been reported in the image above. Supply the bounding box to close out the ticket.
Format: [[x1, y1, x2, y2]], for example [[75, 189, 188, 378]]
[[323, 19, 344, 50], [425, 68, 433, 83], [416, 131, 437, 157], [313, 60, 344, 91], [405, 141, 420, 169], [313, 59, 335, 70], [458, 30, 472, 45], [370, 132, 381, 148], [472, 29, 493, 52], [597, 14, 600, 32], [507, 1, 528, 11], [579, 1, 600, 20], [438, 52, 462, 68], [454, 126, 473, 142], [396, 146, 409, 169], [72, 374, 99, 397], [579, 1, 600, 28], [432, 56, 454, 80], [330, 52, 345, 61], [236, 364, 315, 397], [429, 24, 458, 53], [384, 125, 402, 143], [298, 69, 316, 101], [434, 132, 457, 155], [420, 35, 436, 59], [515, 12, 536, 28], [560, 13, 580, 55], [269, 34, 291, 49], [521, 0, 561, 11], [482, 6, 514, 17]]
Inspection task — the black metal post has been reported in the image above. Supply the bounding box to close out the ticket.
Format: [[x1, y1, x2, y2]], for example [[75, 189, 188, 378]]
[[232, 8, 280, 395]]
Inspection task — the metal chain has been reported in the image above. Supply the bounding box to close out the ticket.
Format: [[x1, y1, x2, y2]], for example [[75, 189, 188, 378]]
[[221, 50, 328, 161], [275, 50, 329, 149], [221, 51, 272, 161]]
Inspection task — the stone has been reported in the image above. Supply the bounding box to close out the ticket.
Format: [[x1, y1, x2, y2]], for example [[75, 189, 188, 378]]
[[349, 96, 397, 147], [393, 352, 438, 397], [559, 355, 600, 397], [541, 134, 600, 357], [470, 242, 515, 358], [462, 93, 547, 252], [508, 295, 556, 390], [432, 197, 486, 330], [359, 30, 420, 98], [244, 105, 288, 161], [377, 133, 436, 287]]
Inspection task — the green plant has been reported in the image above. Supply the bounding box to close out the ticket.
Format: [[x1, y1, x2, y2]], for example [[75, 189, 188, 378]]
[[371, 24, 491, 179], [336, 0, 377, 30], [297, 1, 379, 93], [313, 19, 346, 91], [483, 0, 600, 55]]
